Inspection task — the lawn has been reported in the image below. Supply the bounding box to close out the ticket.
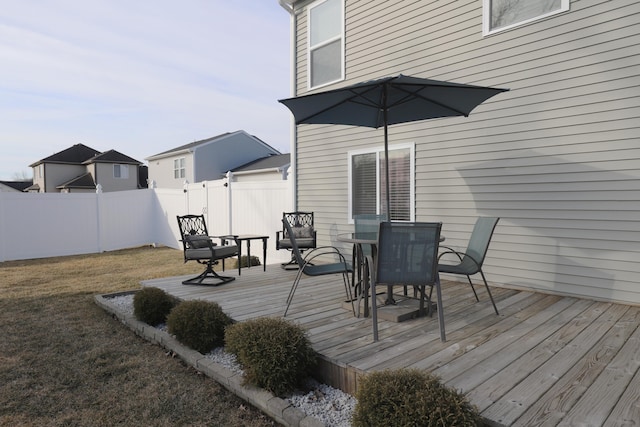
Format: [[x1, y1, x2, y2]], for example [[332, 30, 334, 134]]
[[0, 246, 276, 427]]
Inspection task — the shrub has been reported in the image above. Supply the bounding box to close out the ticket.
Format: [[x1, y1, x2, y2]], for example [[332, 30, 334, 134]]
[[352, 369, 482, 427], [238, 255, 261, 268], [166, 300, 232, 354], [133, 287, 180, 326], [225, 317, 316, 396]]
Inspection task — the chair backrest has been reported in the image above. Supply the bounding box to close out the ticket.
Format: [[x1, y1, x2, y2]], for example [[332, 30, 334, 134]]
[[464, 217, 500, 268], [282, 219, 306, 267], [283, 211, 313, 231], [354, 214, 388, 235], [376, 222, 442, 287], [176, 215, 209, 249], [355, 214, 388, 257]]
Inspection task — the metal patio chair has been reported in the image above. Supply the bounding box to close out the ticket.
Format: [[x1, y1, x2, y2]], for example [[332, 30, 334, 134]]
[[276, 211, 317, 270], [283, 218, 354, 317], [176, 214, 239, 286], [437, 217, 500, 315], [368, 221, 445, 342]]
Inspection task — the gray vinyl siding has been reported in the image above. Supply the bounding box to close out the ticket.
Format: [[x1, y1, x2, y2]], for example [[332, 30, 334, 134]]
[[290, 0, 640, 304]]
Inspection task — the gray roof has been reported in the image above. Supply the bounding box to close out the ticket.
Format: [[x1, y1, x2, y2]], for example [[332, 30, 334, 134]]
[[232, 154, 291, 173], [83, 149, 141, 165], [0, 180, 33, 191], [29, 143, 101, 167], [56, 173, 96, 190]]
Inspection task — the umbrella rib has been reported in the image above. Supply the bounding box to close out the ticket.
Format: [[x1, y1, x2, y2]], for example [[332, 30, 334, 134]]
[[295, 85, 383, 124], [389, 84, 469, 117]]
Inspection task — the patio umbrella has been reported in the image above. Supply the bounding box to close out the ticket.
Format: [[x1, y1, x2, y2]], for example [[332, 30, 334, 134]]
[[278, 74, 509, 216]]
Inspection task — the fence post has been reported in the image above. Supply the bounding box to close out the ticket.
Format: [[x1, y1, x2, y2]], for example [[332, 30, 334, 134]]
[[96, 184, 103, 253], [226, 171, 233, 234]]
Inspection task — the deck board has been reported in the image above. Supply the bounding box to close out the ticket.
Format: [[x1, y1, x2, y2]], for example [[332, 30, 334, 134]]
[[142, 264, 640, 427]]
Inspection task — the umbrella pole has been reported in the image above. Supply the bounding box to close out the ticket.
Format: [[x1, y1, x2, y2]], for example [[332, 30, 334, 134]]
[[384, 122, 390, 219]]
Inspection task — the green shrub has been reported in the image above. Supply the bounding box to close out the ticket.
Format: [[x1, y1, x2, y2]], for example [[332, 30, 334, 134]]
[[166, 300, 232, 354], [352, 369, 482, 427], [225, 317, 316, 396], [238, 255, 261, 268], [133, 287, 180, 326]]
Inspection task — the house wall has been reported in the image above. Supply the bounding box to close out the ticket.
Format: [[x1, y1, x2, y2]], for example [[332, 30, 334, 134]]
[[43, 163, 87, 193], [192, 132, 281, 183], [289, 0, 640, 303], [94, 163, 139, 192], [148, 152, 194, 189]]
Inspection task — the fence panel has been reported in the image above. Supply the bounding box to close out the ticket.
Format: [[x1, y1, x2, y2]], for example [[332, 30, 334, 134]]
[[0, 179, 292, 264]]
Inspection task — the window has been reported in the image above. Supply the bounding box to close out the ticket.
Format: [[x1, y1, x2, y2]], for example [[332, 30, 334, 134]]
[[174, 158, 185, 179], [308, 0, 344, 89], [113, 164, 129, 179], [483, 0, 569, 35], [348, 144, 414, 222]]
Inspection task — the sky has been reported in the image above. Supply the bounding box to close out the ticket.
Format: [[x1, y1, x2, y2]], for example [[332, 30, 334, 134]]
[[0, 0, 293, 181]]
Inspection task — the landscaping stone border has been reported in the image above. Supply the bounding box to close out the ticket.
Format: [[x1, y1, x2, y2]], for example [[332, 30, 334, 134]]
[[95, 291, 324, 427]]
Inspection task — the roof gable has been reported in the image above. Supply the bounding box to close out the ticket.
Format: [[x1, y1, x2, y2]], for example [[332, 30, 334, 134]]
[[146, 130, 280, 160], [30, 143, 101, 167], [84, 149, 141, 165], [232, 154, 291, 173]]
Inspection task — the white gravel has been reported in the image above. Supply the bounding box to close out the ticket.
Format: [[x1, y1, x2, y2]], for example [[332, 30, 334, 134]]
[[107, 294, 356, 427]]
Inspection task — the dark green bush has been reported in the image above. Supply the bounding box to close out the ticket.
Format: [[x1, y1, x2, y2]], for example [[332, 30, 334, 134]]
[[225, 317, 316, 396], [166, 300, 232, 354], [352, 369, 482, 427], [239, 255, 260, 268], [133, 287, 180, 326]]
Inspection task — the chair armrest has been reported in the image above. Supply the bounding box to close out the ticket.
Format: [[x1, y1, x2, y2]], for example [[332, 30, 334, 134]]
[[438, 248, 481, 269], [301, 246, 350, 267]]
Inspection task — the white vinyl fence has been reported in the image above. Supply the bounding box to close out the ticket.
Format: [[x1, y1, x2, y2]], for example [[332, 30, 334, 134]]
[[0, 179, 293, 264]]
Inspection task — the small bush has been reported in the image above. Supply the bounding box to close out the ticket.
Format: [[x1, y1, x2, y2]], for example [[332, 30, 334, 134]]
[[352, 369, 482, 427], [225, 318, 316, 396], [166, 300, 232, 354], [238, 255, 261, 268], [133, 287, 180, 326]]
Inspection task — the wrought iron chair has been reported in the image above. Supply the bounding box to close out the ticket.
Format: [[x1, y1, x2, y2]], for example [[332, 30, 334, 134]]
[[176, 214, 239, 286], [283, 219, 354, 317], [276, 211, 317, 269], [367, 222, 445, 342], [437, 217, 500, 315]]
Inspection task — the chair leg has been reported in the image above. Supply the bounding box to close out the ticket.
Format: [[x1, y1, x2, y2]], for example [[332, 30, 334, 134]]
[[182, 261, 235, 286], [283, 269, 305, 316], [372, 282, 379, 341], [480, 270, 499, 315], [434, 274, 446, 342], [466, 275, 480, 301], [342, 272, 355, 316]]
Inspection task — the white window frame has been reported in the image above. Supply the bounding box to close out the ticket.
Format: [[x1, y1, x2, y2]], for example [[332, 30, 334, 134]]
[[174, 157, 185, 180], [113, 164, 129, 179], [307, 0, 345, 90], [483, 0, 570, 36], [347, 143, 415, 223]]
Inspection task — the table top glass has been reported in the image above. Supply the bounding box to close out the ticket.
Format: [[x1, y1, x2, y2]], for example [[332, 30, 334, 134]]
[[337, 232, 378, 244]]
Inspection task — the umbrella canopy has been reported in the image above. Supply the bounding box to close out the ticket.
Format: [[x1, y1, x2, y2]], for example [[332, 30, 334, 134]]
[[279, 74, 509, 217]]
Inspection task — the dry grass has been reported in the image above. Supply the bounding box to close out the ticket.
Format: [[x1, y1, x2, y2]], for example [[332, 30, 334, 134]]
[[0, 246, 276, 427]]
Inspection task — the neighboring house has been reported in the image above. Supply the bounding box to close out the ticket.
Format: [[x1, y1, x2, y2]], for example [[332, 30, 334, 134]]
[[0, 180, 32, 192], [146, 130, 281, 189], [228, 154, 290, 183], [278, 1, 640, 303], [27, 144, 144, 193]]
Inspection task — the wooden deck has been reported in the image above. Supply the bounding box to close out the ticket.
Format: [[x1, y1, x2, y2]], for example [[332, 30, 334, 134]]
[[143, 264, 640, 427]]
